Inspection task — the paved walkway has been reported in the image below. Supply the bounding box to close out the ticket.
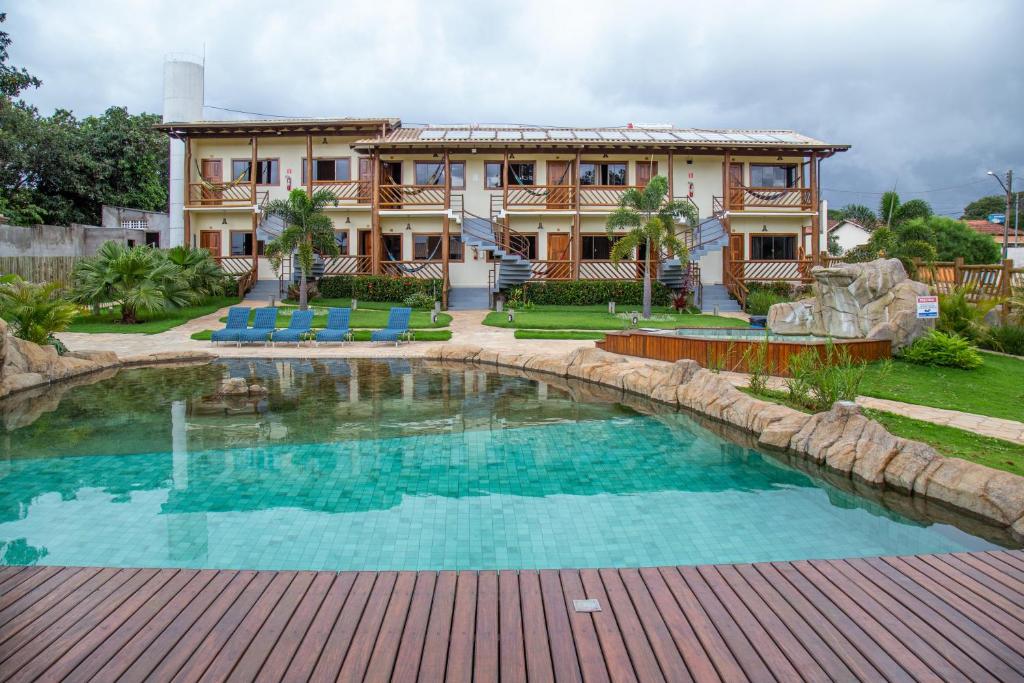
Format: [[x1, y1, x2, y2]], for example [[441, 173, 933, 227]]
[[723, 372, 1024, 446]]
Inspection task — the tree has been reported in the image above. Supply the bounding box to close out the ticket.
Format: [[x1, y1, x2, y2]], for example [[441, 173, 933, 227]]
[[0, 277, 77, 345], [162, 245, 227, 299], [962, 193, 1021, 225], [264, 189, 339, 309], [846, 216, 1000, 269], [924, 216, 1001, 263], [70, 242, 193, 324], [0, 13, 40, 98], [264, 238, 286, 298], [830, 203, 878, 229], [605, 176, 697, 319], [878, 191, 932, 227]]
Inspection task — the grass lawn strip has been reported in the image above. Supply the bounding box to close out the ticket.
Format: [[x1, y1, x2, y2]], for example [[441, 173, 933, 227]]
[[484, 304, 744, 331], [513, 330, 606, 340], [67, 296, 242, 334], [859, 352, 1024, 422], [191, 329, 452, 342]]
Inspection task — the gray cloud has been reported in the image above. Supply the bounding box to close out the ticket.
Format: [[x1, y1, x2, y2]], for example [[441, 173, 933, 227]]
[[8, 0, 1023, 214]]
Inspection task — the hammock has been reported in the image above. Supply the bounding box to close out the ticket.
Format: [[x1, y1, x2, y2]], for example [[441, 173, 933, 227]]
[[389, 164, 446, 195], [509, 162, 571, 196], [194, 161, 248, 188], [383, 236, 442, 273], [741, 184, 788, 201]]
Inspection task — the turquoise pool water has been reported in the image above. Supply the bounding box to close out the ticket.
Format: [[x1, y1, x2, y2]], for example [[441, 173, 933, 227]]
[[0, 358, 1007, 570]]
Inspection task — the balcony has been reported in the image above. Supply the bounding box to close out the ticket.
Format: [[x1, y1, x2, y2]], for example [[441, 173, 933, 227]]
[[505, 185, 576, 210], [313, 180, 371, 206], [714, 186, 814, 212], [578, 186, 644, 210], [187, 182, 266, 208], [378, 184, 447, 210]]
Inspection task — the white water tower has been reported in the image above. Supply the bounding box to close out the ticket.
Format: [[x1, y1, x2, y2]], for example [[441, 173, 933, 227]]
[[163, 54, 204, 248]]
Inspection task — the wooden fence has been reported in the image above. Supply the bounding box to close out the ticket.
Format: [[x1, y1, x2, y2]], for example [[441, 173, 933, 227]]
[[0, 256, 81, 288]]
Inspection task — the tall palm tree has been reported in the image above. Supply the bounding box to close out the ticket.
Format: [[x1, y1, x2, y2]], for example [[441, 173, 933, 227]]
[[606, 176, 698, 319], [879, 191, 932, 228], [264, 188, 339, 309], [70, 241, 193, 323]]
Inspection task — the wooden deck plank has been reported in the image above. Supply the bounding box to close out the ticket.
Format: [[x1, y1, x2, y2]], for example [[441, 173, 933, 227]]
[[576, 569, 637, 683], [618, 568, 693, 683], [336, 571, 400, 682], [307, 571, 376, 682], [559, 569, 614, 683], [0, 567, 32, 596], [906, 555, 1024, 631], [539, 568, 584, 683], [498, 571, 526, 683], [390, 571, 437, 682], [0, 566, 95, 630], [254, 571, 336, 683], [597, 569, 665, 683], [975, 552, 1024, 583], [844, 558, 1023, 681], [473, 570, 500, 682], [444, 570, 478, 683], [518, 570, 556, 683], [0, 566, 65, 618], [279, 571, 357, 682], [225, 571, 316, 682], [939, 553, 1024, 608], [362, 571, 417, 682], [416, 570, 457, 682], [990, 550, 1024, 572]]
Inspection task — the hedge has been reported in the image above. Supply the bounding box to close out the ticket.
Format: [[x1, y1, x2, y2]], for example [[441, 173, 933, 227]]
[[506, 280, 671, 307], [319, 275, 444, 302]]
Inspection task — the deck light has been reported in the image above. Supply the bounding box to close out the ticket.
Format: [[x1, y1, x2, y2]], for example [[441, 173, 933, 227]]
[[762, 225, 768, 232], [345, 216, 351, 224], [321, 137, 328, 144], [406, 223, 412, 231], [608, 301, 616, 314], [631, 313, 639, 326], [537, 222, 544, 230], [508, 310, 515, 322], [222, 218, 228, 225]]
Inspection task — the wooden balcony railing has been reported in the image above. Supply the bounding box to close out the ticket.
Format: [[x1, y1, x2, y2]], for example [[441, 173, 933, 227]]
[[723, 187, 814, 211], [505, 185, 576, 210], [529, 260, 573, 280], [322, 255, 372, 276], [578, 186, 643, 209], [378, 184, 447, 209], [188, 182, 257, 207], [381, 260, 444, 279], [215, 256, 256, 275], [732, 259, 814, 283], [314, 180, 371, 205], [579, 260, 649, 280]]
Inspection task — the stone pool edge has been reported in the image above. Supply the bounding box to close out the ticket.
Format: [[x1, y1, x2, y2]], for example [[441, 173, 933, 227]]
[[429, 343, 1024, 542]]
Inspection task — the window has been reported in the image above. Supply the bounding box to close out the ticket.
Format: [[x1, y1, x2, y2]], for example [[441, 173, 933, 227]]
[[579, 162, 627, 186], [121, 219, 148, 230], [484, 161, 535, 188], [581, 235, 625, 260], [145, 232, 160, 247], [231, 159, 280, 185], [413, 234, 464, 261], [230, 231, 265, 257], [749, 164, 798, 188], [301, 158, 351, 183], [334, 230, 350, 255], [381, 234, 402, 261], [485, 162, 503, 189], [750, 234, 797, 260], [413, 161, 465, 188]]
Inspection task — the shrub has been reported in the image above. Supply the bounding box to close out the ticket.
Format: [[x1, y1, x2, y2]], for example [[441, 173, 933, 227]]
[[981, 324, 1024, 356], [900, 330, 983, 369], [0, 278, 78, 346], [222, 278, 239, 298], [318, 275, 443, 302], [506, 280, 671, 307], [287, 281, 320, 302], [745, 289, 790, 316], [784, 342, 875, 411], [403, 291, 436, 310], [936, 287, 998, 342], [743, 337, 773, 394]]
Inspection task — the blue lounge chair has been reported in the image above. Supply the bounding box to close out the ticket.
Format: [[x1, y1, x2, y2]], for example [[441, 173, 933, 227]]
[[237, 307, 278, 345], [210, 307, 250, 344], [271, 309, 314, 344], [371, 307, 412, 345], [315, 308, 352, 344]]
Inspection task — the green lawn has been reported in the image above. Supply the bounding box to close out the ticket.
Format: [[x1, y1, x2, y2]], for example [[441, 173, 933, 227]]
[[67, 297, 241, 334], [864, 409, 1024, 476], [191, 329, 451, 342], [484, 305, 746, 331], [220, 303, 451, 329], [514, 330, 606, 341], [859, 352, 1024, 422]]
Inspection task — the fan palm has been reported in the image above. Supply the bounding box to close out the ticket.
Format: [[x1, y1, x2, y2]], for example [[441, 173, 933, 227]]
[[0, 277, 78, 345], [264, 189, 339, 309], [162, 245, 227, 299], [70, 241, 193, 323], [605, 176, 698, 318]]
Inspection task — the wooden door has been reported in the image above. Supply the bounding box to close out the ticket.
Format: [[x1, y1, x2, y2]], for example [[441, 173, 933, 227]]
[[357, 229, 372, 273], [728, 163, 744, 209], [728, 232, 744, 282], [200, 159, 222, 203], [546, 233, 571, 279], [199, 230, 221, 257], [358, 157, 372, 201], [636, 161, 657, 188], [546, 161, 573, 209]]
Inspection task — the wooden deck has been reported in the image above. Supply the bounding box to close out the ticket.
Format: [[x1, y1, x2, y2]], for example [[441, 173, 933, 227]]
[[1, 551, 1023, 681]]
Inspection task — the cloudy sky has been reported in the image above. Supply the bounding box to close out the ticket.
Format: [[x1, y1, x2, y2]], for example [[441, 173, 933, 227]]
[[7, 0, 1022, 216]]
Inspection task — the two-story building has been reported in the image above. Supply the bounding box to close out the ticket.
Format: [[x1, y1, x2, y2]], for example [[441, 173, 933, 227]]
[[156, 116, 848, 309]]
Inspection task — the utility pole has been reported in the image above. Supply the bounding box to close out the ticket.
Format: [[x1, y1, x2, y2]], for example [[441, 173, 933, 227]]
[[988, 170, 1014, 259]]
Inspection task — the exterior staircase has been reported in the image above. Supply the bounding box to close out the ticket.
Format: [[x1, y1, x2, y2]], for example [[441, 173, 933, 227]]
[[244, 278, 284, 301], [457, 211, 533, 290], [700, 283, 742, 313]]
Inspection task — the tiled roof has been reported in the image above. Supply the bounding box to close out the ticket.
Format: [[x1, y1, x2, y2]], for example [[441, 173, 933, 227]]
[[965, 219, 1009, 236], [828, 218, 869, 232]]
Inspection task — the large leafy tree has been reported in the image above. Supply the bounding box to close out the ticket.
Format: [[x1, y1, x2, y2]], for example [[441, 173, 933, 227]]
[[829, 203, 878, 229], [878, 191, 932, 228], [605, 176, 697, 319], [962, 193, 1021, 225], [264, 189, 339, 309]]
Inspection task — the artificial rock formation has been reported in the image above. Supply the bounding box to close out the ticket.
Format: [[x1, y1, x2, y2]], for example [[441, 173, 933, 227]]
[[767, 258, 933, 349]]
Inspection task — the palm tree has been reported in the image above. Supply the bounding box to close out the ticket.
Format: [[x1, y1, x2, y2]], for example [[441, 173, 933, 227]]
[[0, 277, 78, 345], [162, 245, 227, 299], [879, 191, 932, 228], [264, 188, 339, 309], [606, 176, 698, 319], [70, 241, 193, 324], [264, 238, 286, 298]]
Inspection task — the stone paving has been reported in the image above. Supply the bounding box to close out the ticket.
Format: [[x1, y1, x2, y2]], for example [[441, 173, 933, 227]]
[[55, 300, 1024, 446]]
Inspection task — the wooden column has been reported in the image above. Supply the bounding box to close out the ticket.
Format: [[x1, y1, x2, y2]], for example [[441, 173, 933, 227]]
[[183, 136, 191, 248], [305, 134, 313, 197], [722, 150, 731, 213], [667, 150, 674, 199], [502, 150, 510, 248], [809, 152, 820, 262], [250, 136, 258, 272], [371, 152, 381, 274], [572, 148, 582, 279], [442, 150, 451, 309]]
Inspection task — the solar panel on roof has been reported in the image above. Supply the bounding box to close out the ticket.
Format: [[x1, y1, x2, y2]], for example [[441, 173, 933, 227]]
[[522, 131, 546, 139], [419, 130, 446, 139], [548, 130, 574, 139], [599, 131, 626, 140], [749, 134, 781, 143], [575, 131, 599, 138], [697, 132, 729, 141], [624, 131, 652, 140], [772, 133, 807, 143], [723, 133, 756, 142], [648, 131, 675, 141], [446, 130, 470, 139], [670, 131, 705, 141], [470, 130, 496, 139], [497, 131, 522, 140]]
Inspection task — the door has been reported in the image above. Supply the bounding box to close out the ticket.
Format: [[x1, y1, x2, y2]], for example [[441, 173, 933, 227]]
[[546, 233, 571, 279], [728, 232, 744, 283], [200, 159, 222, 204], [728, 163, 744, 210], [636, 161, 657, 188], [199, 230, 221, 257], [358, 157, 372, 201], [357, 229, 372, 273], [546, 161, 573, 210], [380, 161, 403, 208]]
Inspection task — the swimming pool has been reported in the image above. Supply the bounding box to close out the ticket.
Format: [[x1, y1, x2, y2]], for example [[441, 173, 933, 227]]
[[0, 358, 1010, 571]]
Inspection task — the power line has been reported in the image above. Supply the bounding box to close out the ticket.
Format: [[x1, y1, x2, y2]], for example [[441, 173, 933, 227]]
[[822, 178, 990, 195], [203, 104, 300, 119]]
